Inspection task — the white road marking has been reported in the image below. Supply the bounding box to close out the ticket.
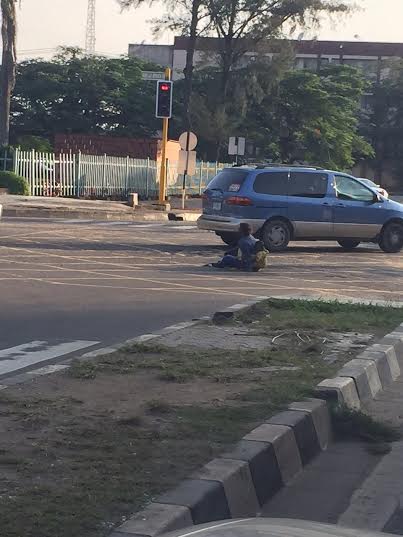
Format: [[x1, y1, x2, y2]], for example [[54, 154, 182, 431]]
[[26, 364, 69, 376], [0, 340, 99, 377], [58, 219, 95, 224], [95, 221, 135, 226]]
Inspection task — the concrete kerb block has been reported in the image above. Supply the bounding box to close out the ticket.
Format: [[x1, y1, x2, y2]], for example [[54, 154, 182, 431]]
[[155, 478, 230, 525], [221, 439, 282, 506], [381, 334, 403, 368], [338, 358, 382, 400], [288, 398, 332, 451], [358, 346, 400, 387], [115, 503, 192, 537], [315, 377, 361, 410], [266, 410, 321, 466], [243, 424, 302, 484], [371, 344, 401, 380], [192, 457, 259, 518]]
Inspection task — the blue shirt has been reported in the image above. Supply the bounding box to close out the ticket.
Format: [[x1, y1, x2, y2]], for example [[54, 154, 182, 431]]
[[238, 235, 258, 270]]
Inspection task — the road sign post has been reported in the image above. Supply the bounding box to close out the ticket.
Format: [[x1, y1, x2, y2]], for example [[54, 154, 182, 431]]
[[157, 68, 172, 205], [178, 131, 198, 209]]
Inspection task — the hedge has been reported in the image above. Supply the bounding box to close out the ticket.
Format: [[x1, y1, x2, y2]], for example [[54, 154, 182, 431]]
[[0, 171, 30, 195]]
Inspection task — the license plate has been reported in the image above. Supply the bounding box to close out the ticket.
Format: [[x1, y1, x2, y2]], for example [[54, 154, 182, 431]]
[[213, 202, 222, 211]]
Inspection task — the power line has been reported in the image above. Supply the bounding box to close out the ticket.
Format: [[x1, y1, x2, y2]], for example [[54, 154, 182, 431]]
[[85, 0, 96, 54]]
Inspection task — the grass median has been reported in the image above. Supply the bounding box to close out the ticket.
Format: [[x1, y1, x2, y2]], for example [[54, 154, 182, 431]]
[[0, 298, 402, 537]]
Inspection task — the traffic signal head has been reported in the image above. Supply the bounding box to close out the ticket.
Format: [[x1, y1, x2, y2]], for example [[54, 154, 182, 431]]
[[156, 80, 173, 118]]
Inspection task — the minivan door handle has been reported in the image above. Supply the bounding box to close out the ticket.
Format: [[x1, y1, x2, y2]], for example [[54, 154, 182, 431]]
[[335, 203, 345, 207]]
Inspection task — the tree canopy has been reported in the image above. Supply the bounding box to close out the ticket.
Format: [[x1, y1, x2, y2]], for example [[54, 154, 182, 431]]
[[11, 48, 161, 142]]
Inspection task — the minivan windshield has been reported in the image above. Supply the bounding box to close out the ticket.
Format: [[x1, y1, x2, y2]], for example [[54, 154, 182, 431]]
[[206, 169, 249, 192]]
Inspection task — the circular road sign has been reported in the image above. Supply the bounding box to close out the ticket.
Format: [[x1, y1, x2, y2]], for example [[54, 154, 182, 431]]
[[179, 131, 198, 151]]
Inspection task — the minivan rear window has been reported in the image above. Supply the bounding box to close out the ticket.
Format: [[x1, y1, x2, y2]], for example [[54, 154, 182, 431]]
[[206, 169, 248, 192]]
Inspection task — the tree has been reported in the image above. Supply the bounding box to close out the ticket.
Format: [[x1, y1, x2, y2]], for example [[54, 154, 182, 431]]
[[206, 0, 352, 103], [188, 62, 373, 168], [11, 49, 161, 141], [118, 0, 209, 131], [0, 0, 17, 147]]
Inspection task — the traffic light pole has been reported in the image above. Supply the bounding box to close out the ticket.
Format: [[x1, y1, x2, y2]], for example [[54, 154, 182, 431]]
[[159, 67, 171, 205]]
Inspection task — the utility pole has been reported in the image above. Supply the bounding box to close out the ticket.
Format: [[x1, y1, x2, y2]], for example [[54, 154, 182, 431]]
[[86, 0, 96, 55]]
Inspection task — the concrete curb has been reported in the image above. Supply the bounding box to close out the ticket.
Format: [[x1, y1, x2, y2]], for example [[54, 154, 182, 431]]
[[111, 398, 331, 537], [315, 324, 403, 410], [3, 206, 201, 222], [107, 302, 403, 537]]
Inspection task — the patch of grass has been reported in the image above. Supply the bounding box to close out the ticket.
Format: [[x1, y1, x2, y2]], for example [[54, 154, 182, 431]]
[[331, 405, 401, 444], [68, 359, 97, 379], [236, 298, 403, 334]]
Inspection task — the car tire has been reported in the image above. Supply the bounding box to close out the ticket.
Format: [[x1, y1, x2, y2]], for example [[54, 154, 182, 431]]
[[262, 219, 291, 252], [337, 240, 360, 251], [379, 221, 403, 253], [217, 232, 240, 246]]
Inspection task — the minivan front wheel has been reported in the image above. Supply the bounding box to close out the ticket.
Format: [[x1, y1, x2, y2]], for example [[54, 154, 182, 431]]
[[379, 222, 403, 253], [337, 240, 360, 251], [262, 219, 291, 252]]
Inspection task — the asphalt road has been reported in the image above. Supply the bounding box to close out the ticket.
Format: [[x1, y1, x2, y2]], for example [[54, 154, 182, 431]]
[[1, 217, 402, 379]]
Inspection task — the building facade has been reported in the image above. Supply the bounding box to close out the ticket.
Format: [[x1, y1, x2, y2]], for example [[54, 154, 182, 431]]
[[129, 37, 403, 81]]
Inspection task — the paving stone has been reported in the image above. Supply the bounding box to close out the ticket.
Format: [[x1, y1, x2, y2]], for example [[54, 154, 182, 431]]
[[244, 424, 302, 484], [338, 358, 382, 400], [221, 439, 282, 506], [266, 410, 321, 465], [315, 377, 361, 410], [156, 479, 230, 525], [193, 457, 259, 517], [115, 503, 192, 536], [288, 398, 332, 450]]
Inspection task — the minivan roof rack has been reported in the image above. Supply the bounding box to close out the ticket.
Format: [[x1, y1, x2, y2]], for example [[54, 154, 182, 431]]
[[254, 163, 325, 170]]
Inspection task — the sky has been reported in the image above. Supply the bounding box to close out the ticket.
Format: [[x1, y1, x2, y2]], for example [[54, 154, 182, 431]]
[[13, 0, 403, 60]]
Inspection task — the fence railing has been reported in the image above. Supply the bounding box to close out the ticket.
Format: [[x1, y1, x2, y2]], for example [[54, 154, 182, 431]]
[[13, 149, 225, 199]]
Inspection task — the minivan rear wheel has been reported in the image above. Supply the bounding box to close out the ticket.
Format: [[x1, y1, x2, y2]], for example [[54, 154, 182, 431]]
[[262, 219, 291, 252], [216, 232, 240, 246], [379, 222, 403, 253], [337, 240, 360, 251]]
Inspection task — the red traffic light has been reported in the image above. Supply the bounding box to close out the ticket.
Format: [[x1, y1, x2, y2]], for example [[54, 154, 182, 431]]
[[160, 84, 170, 91]]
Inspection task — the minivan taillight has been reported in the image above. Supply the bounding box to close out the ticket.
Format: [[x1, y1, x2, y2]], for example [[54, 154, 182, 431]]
[[226, 196, 253, 206]]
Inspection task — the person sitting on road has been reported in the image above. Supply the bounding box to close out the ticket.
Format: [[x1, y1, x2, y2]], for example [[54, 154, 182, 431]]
[[210, 223, 267, 271]]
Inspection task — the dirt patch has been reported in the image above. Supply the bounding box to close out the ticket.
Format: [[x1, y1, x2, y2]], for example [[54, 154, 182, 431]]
[[0, 298, 402, 537]]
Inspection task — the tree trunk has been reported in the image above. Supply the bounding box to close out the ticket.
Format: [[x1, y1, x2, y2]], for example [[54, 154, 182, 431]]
[[0, 0, 17, 147], [183, 0, 201, 131]]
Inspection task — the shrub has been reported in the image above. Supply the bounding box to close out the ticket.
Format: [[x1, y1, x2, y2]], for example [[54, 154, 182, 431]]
[[0, 171, 30, 195]]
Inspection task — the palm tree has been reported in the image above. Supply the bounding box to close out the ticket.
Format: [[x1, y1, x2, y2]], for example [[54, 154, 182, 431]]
[[0, 0, 17, 147]]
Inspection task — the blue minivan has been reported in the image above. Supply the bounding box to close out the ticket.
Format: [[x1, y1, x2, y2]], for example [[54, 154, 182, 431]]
[[197, 165, 403, 253]]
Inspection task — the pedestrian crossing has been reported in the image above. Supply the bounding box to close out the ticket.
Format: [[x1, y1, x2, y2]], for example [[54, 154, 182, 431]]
[[0, 340, 99, 378]]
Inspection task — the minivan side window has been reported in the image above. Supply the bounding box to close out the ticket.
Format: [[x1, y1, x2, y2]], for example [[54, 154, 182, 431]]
[[289, 172, 328, 198], [253, 172, 289, 195], [334, 175, 375, 202]]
